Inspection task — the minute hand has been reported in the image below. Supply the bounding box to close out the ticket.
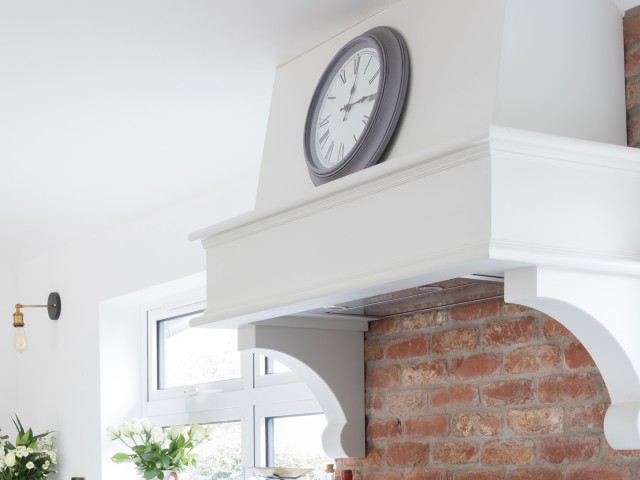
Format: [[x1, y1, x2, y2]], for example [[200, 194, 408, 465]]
[[340, 93, 377, 113]]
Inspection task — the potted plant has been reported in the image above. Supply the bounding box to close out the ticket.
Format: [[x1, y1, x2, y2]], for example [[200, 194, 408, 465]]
[[108, 417, 214, 480], [0, 416, 57, 480]]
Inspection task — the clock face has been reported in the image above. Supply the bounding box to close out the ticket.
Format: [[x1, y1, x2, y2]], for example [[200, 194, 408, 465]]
[[314, 47, 381, 169], [303, 27, 409, 186]]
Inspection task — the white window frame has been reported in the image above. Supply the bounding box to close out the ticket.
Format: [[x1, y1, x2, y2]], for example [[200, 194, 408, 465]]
[[142, 289, 327, 475]]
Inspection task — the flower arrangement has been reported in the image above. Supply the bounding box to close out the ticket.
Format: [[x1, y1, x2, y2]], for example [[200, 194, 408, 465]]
[[108, 417, 215, 480], [0, 416, 57, 480]]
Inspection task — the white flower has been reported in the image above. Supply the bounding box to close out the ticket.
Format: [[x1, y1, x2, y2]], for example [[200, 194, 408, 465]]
[[189, 424, 206, 442], [26, 461, 35, 469], [43, 460, 50, 469], [15, 446, 28, 458], [168, 424, 187, 440], [130, 418, 143, 435], [5, 450, 16, 467], [204, 424, 216, 439], [141, 417, 153, 433], [150, 426, 164, 444], [49, 451, 57, 464], [106, 425, 120, 440], [120, 420, 133, 436]]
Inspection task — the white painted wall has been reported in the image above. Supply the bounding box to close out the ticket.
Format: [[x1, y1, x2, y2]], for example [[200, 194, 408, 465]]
[[9, 181, 257, 480], [0, 258, 17, 433]]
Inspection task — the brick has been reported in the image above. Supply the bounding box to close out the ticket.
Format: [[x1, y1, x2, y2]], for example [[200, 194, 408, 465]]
[[364, 473, 402, 480], [457, 472, 504, 480], [432, 328, 479, 354], [628, 76, 640, 109], [367, 418, 401, 440], [451, 299, 499, 322], [386, 390, 427, 414], [507, 468, 562, 480], [402, 310, 447, 330], [482, 380, 534, 407], [566, 403, 607, 431], [505, 345, 560, 373], [365, 340, 384, 361], [606, 443, 640, 459], [626, 10, 640, 47], [451, 354, 501, 380], [342, 446, 384, 467], [431, 385, 479, 408], [507, 407, 563, 435], [481, 439, 534, 465], [501, 302, 531, 316], [405, 415, 449, 437], [387, 442, 429, 467], [567, 464, 626, 480], [402, 360, 447, 385], [483, 317, 537, 347], [542, 317, 573, 339], [365, 392, 384, 412], [366, 365, 401, 389], [431, 442, 477, 464], [538, 373, 598, 403], [453, 413, 500, 437], [628, 111, 640, 147], [387, 335, 428, 360], [367, 317, 400, 337], [538, 436, 600, 464], [405, 469, 451, 480], [564, 341, 596, 369], [625, 44, 640, 78]]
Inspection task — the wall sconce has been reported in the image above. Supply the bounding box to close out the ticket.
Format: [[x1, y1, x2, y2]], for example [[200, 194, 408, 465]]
[[13, 292, 61, 352]]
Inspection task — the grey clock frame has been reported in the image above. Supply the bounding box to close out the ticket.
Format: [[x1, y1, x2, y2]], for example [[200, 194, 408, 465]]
[[303, 26, 410, 186]]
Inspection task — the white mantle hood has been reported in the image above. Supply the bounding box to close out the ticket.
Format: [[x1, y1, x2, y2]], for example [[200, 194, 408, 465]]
[[189, 0, 640, 458], [190, 127, 640, 453]]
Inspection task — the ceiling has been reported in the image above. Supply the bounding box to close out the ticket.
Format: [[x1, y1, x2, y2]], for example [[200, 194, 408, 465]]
[[0, 0, 636, 264]]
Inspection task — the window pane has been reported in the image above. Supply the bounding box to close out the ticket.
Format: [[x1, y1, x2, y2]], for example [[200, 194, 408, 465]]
[[181, 421, 242, 480], [158, 312, 240, 389], [267, 414, 332, 480]]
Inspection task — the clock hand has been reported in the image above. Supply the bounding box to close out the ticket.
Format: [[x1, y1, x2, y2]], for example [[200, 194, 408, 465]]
[[340, 93, 377, 113]]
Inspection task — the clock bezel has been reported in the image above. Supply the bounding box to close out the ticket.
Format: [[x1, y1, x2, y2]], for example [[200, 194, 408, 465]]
[[303, 26, 409, 186]]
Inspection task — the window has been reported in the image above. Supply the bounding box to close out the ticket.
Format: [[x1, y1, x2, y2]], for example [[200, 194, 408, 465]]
[[182, 421, 242, 480], [148, 301, 242, 401], [144, 294, 331, 480], [265, 414, 330, 480]]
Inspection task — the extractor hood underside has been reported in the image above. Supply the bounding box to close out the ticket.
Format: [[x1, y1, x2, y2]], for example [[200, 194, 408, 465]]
[[306, 275, 504, 318]]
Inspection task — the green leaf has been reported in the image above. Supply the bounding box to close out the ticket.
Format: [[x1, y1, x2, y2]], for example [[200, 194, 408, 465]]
[[112, 453, 134, 463]]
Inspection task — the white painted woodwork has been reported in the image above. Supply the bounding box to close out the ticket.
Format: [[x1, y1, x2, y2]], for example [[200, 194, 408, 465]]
[[191, 0, 639, 453], [238, 316, 368, 458]]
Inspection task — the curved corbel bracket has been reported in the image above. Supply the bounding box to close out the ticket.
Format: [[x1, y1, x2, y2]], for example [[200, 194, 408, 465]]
[[238, 316, 367, 458], [505, 266, 640, 449]]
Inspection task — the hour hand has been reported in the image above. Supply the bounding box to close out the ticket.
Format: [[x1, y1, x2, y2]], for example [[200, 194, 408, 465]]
[[340, 93, 377, 112]]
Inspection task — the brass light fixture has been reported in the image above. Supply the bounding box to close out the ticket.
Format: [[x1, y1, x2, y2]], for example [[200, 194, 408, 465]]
[[12, 292, 61, 352]]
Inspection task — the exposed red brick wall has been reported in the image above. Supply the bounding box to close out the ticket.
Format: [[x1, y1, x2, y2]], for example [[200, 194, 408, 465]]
[[625, 6, 640, 147], [338, 283, 640, 479]]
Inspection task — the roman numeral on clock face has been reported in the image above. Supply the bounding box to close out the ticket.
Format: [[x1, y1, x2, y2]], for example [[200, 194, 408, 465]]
[[319, 115, 330, 128], [319, 129, 330, 148]]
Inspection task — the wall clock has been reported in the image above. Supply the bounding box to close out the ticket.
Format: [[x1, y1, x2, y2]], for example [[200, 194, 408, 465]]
[[303, 26, 410, 186]]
